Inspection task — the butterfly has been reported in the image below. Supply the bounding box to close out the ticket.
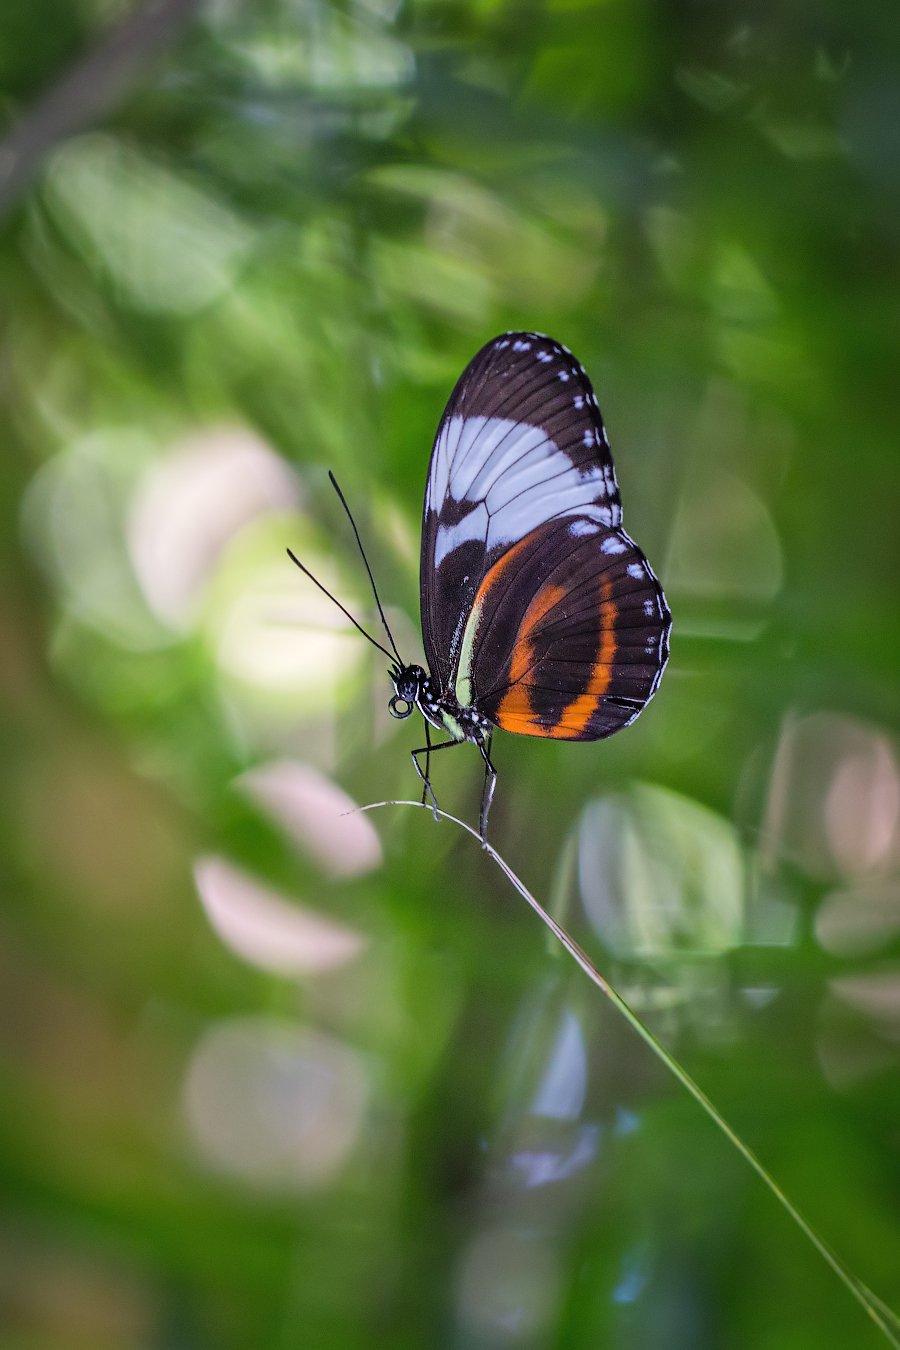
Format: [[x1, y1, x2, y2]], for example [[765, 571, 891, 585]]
[[290, 332, 671, 842]]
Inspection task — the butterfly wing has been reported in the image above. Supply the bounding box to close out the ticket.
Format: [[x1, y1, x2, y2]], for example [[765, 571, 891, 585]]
[[459, 514, 670, 739], [420, 332, 623, 694]]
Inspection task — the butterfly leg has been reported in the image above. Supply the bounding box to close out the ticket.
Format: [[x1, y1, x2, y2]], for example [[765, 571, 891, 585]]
[[421, 720, 432, 808], [411, 738, 460, 822], [477, 734, 497, 846]]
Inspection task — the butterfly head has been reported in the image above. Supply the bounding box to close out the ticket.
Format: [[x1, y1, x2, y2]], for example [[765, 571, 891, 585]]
[[388, 663, 424, 720]]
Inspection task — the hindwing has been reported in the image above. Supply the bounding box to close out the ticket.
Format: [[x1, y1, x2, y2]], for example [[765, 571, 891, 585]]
[[457, 516, 670, 740]]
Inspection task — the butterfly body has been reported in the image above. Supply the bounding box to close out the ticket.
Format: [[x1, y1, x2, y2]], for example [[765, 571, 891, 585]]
[[389, 663, 493, 743]]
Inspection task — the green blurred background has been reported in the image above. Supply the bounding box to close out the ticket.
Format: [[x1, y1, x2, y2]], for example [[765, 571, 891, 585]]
[[1, 1, 898, 1346]]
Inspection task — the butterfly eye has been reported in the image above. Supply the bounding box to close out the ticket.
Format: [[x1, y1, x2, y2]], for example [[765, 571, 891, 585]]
[[389, 695, 413, 719]]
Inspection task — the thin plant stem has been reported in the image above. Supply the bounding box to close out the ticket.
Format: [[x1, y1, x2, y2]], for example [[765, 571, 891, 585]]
[[358, 798, 900, 1348]]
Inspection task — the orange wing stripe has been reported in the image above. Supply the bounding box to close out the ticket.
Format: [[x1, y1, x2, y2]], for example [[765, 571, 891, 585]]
[[493, 709, 559, 737], [557, 575, 617, 735], [495, 582, 566, 731], [493, 689, 557, 736], [504, 584, 566, 685], [495, 573, 618, 738]]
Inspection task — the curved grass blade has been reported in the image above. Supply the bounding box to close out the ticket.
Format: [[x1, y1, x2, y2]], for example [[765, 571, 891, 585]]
[[358, 798, 900, 1348]]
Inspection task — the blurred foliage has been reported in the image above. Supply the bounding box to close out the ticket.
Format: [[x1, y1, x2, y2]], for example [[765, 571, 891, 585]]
[[1, 0, 899, 1346]]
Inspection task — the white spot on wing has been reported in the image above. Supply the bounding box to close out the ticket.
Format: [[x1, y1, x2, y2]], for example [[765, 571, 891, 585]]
[[602, 535, 627, 554], [569, 519, 598, 537], [537, 350, 552, 363], [583, 430, 593, 448], [627, 562, 645, 578], [574, 395, 584, 408], [559, 371, 570, 382]]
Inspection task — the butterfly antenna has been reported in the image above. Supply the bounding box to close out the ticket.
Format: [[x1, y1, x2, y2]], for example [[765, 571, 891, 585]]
[[286, 548, 398, 666], [327, 470, 404, 665]]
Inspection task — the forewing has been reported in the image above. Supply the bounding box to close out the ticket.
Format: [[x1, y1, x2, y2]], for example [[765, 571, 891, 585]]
[[421, 332, 623, 692], [469, 516, 671, 740]]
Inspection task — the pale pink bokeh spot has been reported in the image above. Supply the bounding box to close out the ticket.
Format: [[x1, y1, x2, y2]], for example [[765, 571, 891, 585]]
[[194, 854, 366, 977], [237, 760, 382, 879]]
